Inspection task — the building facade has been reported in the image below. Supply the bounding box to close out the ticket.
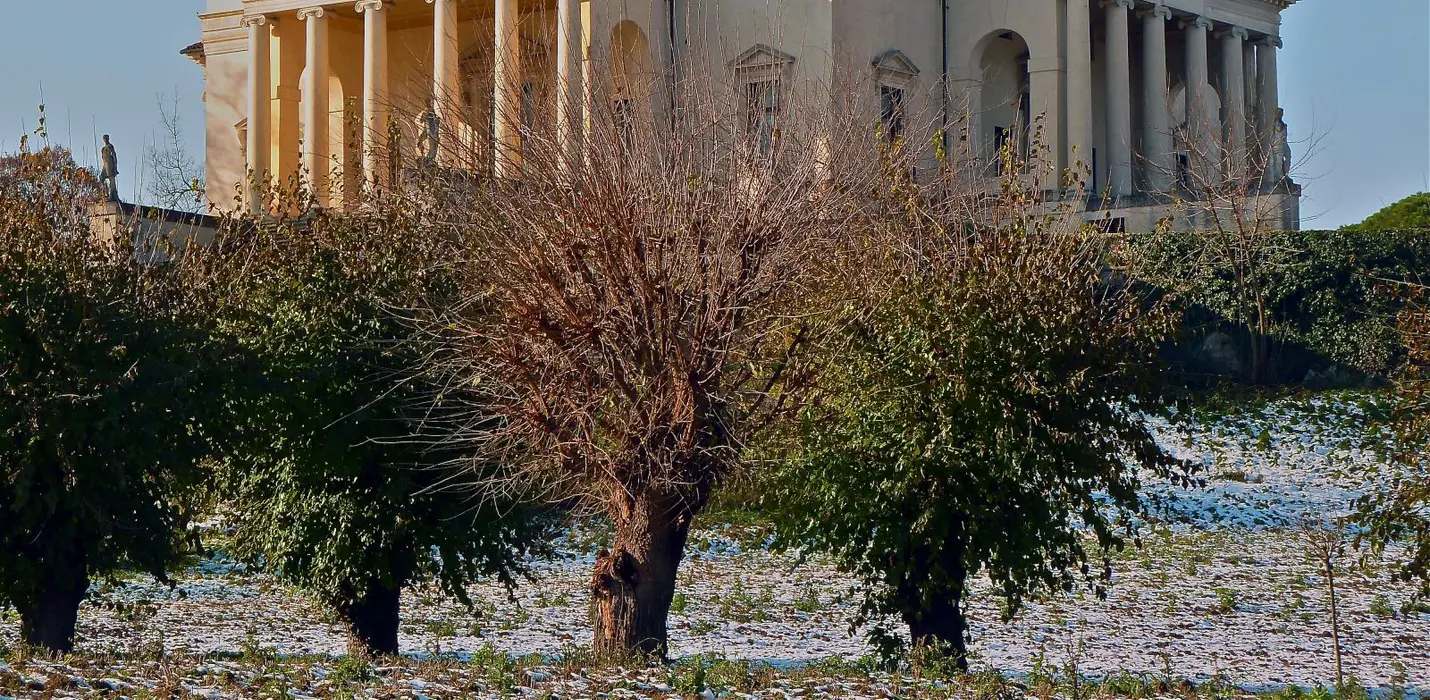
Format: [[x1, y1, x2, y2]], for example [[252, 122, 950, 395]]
[[188, 0, 1301, 229]]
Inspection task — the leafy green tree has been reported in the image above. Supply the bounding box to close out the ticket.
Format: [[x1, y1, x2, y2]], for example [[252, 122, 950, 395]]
[[213, 204, 552, 657], [1128, 228, 1430, 382], [0, 140, 223, 653], [1356, 285, 1430, 594], [767, 227, 1189, 668], [1355, 193, 1429, 233]]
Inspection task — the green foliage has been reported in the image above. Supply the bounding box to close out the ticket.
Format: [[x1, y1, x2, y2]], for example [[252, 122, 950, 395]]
[[1353, 193, 1430, 233], [1128, 228, 1430, 381], [768, 229, 1187, 665], [1212, 587, 1239, 614], [1354, 286, 1430, 595], [210, 204, 553, 637], [0, 140, 225, 648]]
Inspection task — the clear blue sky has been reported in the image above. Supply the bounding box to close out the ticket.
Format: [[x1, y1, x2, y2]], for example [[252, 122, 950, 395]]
[[0, 1, 1425, 227]]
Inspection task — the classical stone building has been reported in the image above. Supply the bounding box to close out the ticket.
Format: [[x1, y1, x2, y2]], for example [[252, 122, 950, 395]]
[[187, 0, 1301, 230]]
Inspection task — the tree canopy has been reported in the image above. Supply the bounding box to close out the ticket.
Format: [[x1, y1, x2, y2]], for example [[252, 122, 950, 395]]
[[0, 142, 225, 652], [1354, 192, 1430, 232], [210, 205, 554, 656], [768, 225, 1190, 666]]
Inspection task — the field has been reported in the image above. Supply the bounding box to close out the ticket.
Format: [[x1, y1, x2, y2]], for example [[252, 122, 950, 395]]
[[1, 393, 1427, 699]]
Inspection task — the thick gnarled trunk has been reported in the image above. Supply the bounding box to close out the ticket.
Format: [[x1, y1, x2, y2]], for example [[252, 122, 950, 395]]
[[17, 555, 90, 654], [590, 491, 693, 659], [905, 594, 969, 670], [337, 579, 402, 657], [899, 538, 970, 670]]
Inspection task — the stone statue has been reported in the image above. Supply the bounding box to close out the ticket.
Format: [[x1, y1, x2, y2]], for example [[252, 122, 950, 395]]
[[1275, 109, 1292, 180], [98, 134, 120, 202], [421, 108, 441, 165]]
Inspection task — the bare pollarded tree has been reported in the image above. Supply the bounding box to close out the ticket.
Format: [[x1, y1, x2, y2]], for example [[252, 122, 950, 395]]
[[144, 92, 206, 213], [398, 53, 919, 656], [1126, 83, 1323, 384]]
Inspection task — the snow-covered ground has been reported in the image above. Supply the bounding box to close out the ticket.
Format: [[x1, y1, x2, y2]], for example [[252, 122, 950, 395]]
[[2, 392, 1427, 699]]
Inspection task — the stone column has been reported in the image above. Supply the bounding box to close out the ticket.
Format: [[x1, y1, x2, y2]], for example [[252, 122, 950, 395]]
[[1066, 0, 1094, 178], [274, 21, 304, 186], [1140, 4, 1173, 192], [1029, 57, 1064, 194], [1104, 0, 1134, 197], [494, 0, 522, 178], [299, 7, 330, 205], [357, 0, 389, 190], [243, 14, 271, 213], [1242, 41, 1257, 115], [1220, 27, 1248, 177], [1184, 15, 1213, 184], [427, 0, 460, 167], [557, 0, 583, 174], [1257, 36, 1282, 181]]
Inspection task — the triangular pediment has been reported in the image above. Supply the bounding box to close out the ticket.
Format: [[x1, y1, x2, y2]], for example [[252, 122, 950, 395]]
[[729, 44, 796, 72], [872, 49, 920, 82]]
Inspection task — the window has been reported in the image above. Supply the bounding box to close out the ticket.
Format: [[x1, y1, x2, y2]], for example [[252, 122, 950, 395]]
[[746, 79, 780, 159], [993, 126, 1010, 174], [235, 119, 249, 162], [730, 44, 795, 162], [613, 98, 634, 149], [871, 50, 919, 150], [1095, 216, 1126, 234], [879, 85, 906, 144], [1090, 147, 1099, 192], [522, 81, 534, 132]]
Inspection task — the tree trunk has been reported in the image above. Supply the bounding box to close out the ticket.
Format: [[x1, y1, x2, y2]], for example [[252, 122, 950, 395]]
[[906, 594, 969, 670], [337, 579, 402, 658], [590, 490, 693, 659], [1324, 553, 1344, 688], [899, 537, 970, 671], [17, 558, 90, 654]]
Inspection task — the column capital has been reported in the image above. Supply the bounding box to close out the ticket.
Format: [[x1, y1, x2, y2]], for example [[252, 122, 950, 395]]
[[1102, 0, 1135, 9], [1139, 4, 1172, 21], [1188, 15, 1214, 31], [1259, 35, 1283, 49], [1216, 26, 1249, 41], [355, 0, 389, 12], [240, 14, 269, 27], [296, 7, 326, 20]]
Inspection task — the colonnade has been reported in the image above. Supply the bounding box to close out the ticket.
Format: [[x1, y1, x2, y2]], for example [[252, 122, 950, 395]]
[[237, 0, 1288, 211], [1064, 0, 1283, 198], [241, 0, 586, 212]]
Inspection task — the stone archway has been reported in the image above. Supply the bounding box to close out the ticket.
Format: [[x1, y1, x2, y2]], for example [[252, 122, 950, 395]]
[[610, 19, 654, 133], [298, 68, 357, 205], [975, 30, 1032, 171], [1171, 81, 1222, 185]]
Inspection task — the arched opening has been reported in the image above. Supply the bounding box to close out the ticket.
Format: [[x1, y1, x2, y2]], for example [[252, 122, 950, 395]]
[[329, 75, 361, 207], [1171, 81, 1222, 186], [609, 20, 653, 143], [461, 41, 496, 171], [977, 31, 1032, 173], [297, 70, 358, 206]]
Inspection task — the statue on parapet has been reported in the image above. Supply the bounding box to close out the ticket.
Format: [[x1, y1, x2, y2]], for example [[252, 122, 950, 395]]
[[421, 108, 441, 166], [98, 134, 120, 202], [1275, 108, 1292, 180]]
